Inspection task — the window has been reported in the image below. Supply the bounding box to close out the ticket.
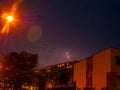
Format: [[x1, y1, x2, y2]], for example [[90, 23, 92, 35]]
[[101, 88, 107, 90], [86, 76, 92, 87], [116, 57, 120, 65], [87, 57, 93, 72], [84, 88, 95, 90], [87, 63, 93, 72]]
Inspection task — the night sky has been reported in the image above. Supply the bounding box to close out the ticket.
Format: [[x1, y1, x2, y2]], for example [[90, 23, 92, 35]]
[[0, 0, 120, 66]]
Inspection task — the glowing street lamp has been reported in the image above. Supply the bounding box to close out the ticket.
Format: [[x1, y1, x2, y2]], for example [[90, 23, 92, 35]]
[[1, 0, 24, 35], [6, 15, 14, 22], [0, 0, 23, 53], [1, 14, 15, 34]]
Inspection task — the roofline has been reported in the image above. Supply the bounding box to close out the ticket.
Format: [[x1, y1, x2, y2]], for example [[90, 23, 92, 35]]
[[41, 60, 78, 68], [76, 47, 120, 63]]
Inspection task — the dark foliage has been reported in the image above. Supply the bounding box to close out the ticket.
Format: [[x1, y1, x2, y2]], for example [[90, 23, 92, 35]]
[[1, 51, 38, 90]]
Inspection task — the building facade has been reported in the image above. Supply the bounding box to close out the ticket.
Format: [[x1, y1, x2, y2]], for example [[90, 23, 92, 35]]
[[74, 48, 120, 90], [38, 61, 77, 89]]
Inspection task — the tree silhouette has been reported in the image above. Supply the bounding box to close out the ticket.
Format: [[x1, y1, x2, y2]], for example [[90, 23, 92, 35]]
[[1, 51, 38, 90]]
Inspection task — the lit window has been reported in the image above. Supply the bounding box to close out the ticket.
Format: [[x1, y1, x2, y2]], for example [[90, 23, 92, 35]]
[[47, 69, 50, 72], [67, 63, 69, 65], [61, 64, 64, 66]]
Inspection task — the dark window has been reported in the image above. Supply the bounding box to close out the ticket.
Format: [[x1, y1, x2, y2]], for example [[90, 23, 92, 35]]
[[89, 77, 92, 86], [116, 75, 120, 80], [116, 57, 120, 65], [84, 88, 95, 90], [87, 63, 93, 72], [87, 57, 93, 72], [101, 88, 107, 90]]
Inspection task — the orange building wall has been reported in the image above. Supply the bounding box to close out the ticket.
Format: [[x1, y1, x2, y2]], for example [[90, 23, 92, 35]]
[[73, 48, 120, 90], [110, 48, 120, 89], [74, 59, 86, 90], [93, 49, 111, 90], [111, 48, 120, 72]]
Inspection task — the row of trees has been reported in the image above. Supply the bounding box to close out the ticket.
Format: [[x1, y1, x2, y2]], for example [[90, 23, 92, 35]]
[[0, 51, 39, 90]]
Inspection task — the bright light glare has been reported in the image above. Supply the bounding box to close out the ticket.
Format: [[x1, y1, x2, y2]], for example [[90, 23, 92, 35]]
[[7, 16, 14, 22]]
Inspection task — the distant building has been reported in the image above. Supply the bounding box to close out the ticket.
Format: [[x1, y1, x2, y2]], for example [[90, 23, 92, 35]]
[[38, 60, 77, 89], [74, 48, 120, 90]]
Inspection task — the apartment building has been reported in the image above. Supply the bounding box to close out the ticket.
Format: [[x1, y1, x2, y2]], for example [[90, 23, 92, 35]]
[[38, 60, 77, 89], [74, 48, 120, 90]]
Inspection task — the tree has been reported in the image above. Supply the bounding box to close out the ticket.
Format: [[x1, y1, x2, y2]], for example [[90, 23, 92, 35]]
[[59, 68, 69, 86], [1, 51, 38, 90]]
